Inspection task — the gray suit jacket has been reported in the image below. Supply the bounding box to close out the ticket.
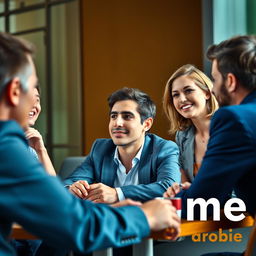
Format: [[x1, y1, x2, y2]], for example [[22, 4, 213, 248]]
[[64, 133, 180, 202], [175, 126, 195, 182]]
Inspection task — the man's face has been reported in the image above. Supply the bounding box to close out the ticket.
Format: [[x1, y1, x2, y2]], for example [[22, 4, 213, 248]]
[[12, 56, 38, 128], [109, 100, 149, 148], [211, 59, 232, 107], [28, 87, 41, 126]]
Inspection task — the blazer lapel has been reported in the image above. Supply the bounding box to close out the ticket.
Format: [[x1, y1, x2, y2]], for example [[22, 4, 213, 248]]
[[138, 135, 152, 184], [182, 127, 195, 181], [101, 152, 117, 186]]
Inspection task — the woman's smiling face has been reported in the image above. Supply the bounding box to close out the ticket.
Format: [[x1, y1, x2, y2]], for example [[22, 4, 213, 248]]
[[171, 75, 210, 120]]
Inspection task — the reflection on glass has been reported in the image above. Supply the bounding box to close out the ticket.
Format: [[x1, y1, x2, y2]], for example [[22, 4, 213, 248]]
[[51, 1, 82, 167], [9, 0, 45, 10], [10, 9, 45, 33], [17, 32, 47, 151]]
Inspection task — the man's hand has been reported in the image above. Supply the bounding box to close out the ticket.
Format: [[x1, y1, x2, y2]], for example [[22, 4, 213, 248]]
[[111, 199, 142, 208], [163, 182, 191, 198], [86, 183, 118, 204], [140, 199, 181, 240], [69, 180, 90, 199], [25, 127, 45, 151]]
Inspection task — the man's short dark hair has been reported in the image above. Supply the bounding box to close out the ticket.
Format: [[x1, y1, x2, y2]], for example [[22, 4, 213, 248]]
[[107, 87, 156, 123], [207, 35, 256, 91], [0, 32, 34, 98]]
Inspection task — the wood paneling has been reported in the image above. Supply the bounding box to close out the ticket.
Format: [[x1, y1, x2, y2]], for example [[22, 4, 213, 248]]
[[80, 0, 203, 153]]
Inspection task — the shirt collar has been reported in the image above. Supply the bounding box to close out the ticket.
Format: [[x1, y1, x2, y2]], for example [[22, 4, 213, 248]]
[[114, 140, 145, 165]]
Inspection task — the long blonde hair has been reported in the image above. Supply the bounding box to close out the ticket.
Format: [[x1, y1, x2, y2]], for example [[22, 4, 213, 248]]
[[163, 64, 218, 135]]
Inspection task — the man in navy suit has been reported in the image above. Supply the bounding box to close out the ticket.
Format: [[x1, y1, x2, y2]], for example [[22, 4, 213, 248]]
[[0, 32, 181, 256], [165, 35, 256, 218], [164, 34, 256, 256], [65, 87, 180, 203]]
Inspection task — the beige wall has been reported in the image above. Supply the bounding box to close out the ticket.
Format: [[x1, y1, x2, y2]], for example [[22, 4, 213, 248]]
[[81, 0, 203, 153]]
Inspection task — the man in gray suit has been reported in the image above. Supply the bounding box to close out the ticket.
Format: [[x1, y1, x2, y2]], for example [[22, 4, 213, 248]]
[[65, 87, 180, 203]]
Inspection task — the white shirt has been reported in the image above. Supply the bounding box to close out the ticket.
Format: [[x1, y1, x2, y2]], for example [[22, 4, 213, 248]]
[[113, 142, 144, 201]]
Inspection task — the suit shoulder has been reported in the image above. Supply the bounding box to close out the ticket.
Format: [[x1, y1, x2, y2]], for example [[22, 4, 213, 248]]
[[0, 120, 27, 146], [176, 126, 194, 140], [146, 133, 177, 148], [175, 126, 195, 148], [91, 138, 115, 151], [210, 105, 256, 142], [212, 106, 245, 123]]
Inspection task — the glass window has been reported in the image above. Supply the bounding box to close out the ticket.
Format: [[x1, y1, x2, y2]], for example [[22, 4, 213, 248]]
[[247, 0, 256, 33], [10, 9, 45, 33], [213, 0, 247, 44], [51, 1, 82, 170], [17, 31, 47, 146], [9, 0, 45, 10], [0, 1, 4, 13], [0, 17, 4, 31], [1, 0, 81, 171]]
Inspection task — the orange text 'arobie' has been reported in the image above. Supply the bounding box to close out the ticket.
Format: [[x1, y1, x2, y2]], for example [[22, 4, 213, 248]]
[[191, 228, 242, 243]]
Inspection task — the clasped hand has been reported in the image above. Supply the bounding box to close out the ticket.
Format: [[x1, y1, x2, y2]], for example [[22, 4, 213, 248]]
[[69, 181, 182, 240], [69, 180, 118, 204]]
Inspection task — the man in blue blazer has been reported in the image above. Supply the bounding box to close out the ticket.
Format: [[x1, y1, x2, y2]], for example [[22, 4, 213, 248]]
[[165, 35, 256, 219], [65, 87, 180, 203], [0, 32, 181, 256]]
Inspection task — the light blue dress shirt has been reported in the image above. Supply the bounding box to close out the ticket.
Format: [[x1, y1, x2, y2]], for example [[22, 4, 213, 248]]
[[113, 142, 144, 201]]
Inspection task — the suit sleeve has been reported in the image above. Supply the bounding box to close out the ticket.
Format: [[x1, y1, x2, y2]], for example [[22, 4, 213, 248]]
[[0, 136, 150, 254], [177, 108, 256, 218], [63, 141, 98, 185], [121, 140, 181, 202]]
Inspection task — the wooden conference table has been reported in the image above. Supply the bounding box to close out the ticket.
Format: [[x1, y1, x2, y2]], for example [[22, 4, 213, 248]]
[[11, 214, 254, 256]]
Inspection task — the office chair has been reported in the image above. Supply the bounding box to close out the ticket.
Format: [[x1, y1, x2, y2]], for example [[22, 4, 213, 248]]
[[58, 156, 85, 180]]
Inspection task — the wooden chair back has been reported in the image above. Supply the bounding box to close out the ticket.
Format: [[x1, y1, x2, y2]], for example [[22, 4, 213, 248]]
[[244, 215, 256, 256]]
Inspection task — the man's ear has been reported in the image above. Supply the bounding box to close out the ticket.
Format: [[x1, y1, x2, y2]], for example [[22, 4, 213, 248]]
[[143, 117, 153, 132], [226, 73, 238, 93], [6, 78, 21, 106]]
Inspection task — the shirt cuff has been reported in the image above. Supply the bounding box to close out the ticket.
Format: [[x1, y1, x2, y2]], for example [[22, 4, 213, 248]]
[[116, 187, 125, 201]]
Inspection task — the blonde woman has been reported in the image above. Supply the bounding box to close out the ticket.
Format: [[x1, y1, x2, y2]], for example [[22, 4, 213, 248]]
[[163, 64, 218, 186]]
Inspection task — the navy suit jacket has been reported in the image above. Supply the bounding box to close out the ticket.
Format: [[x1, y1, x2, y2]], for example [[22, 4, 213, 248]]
[[0, 121, 149, 256], [178, 90, 256, 217], [64, 134, 180, 202]]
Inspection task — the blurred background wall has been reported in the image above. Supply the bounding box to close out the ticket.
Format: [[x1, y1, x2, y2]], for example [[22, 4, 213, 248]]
[[1, 0, 256, 168], [81, 0, 203, 152]]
